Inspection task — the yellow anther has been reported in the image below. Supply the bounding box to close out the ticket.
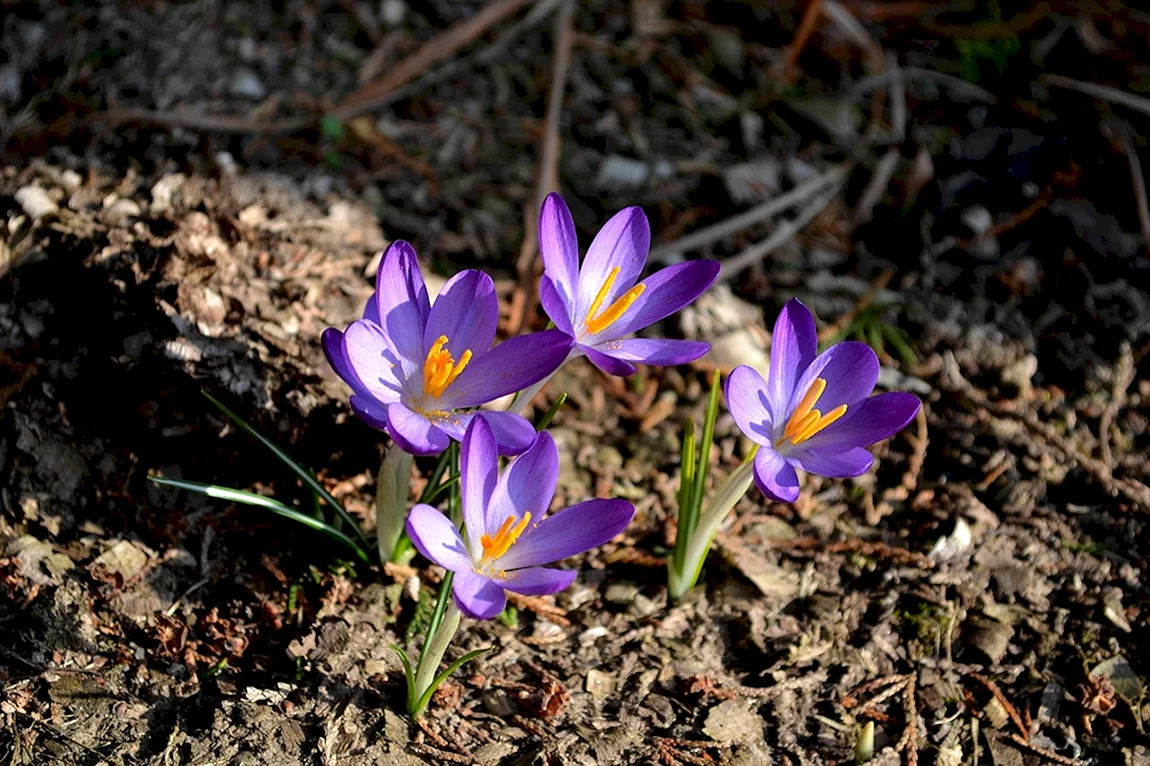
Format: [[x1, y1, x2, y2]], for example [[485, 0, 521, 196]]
[[480, 512, 532, 564], [584, 266, 646, 336], [422, 335, 472, 399], [776, 377, 847, 447]]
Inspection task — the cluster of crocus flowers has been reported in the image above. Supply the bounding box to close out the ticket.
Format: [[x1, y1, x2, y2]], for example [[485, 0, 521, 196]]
[[726, 299, 921, 502]]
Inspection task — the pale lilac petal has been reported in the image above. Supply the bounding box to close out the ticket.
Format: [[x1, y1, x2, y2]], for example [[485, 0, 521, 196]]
[[496, 498, 634, 570], [539, 276, 575, 336], [604, 260, 720, 339], [498, 567, 577, 596], [460, 417, 498, 555], [594, 337, 710, 367], [790, 447, 874, 478], [753, 448, 800, 503], [342, 321, 405, 403], [440, 330, 572, 409], [406, 503, 472, 571], [786, 341, 879, 417], [385, 402, 451, 455], [799, 393, 921, 451], [538, 194, 579, 325], [433, 410, 539, 456], [577, 207, 650, 314], [725, 365, 774, 445], [452, 569, 506, 620], [766, 299, 818, 419], [485, 432, 558, 537], [423, 269, 499, 364], [349, 394, 390, 431], [582, 345, 636, 377], [374, 242, 430, 368]]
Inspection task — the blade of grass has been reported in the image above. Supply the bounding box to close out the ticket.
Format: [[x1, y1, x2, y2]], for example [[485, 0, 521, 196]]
[[534, 392, 567, 431], [411, 647, 490, 717], [201, 391, 371, 549], [417, 450, 452, 505], [149, 476, 370, 562], [688, 371, 723, 533]]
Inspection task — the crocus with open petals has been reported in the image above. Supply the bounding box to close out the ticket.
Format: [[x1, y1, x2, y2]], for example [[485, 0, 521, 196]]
[[726, 299, 921, 502], [537, 193, 720, 377], [405, 417, 635, 619], [323, 241, 572, 456]]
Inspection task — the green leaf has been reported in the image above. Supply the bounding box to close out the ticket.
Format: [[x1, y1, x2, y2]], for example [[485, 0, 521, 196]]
[[534, 392, 567, 432], [423, 473, 459, 504], [201, 391, 371, 549], [390, 643, 417, 711], [320, 113, 346, 140], [411, 647, 491, 718], [149, 476, 370, 563]]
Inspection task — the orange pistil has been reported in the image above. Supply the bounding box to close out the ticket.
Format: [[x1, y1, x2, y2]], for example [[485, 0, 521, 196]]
[[584, 267, 646, 336], [422, 335, 472, 399], [775, 377, 848, 447], [480, 512, 532, 564]]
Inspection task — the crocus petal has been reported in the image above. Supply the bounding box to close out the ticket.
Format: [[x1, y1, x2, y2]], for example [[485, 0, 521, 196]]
[[799, 393, 922, 451], [349, 394, 390, 431], [440, 330, 572, 409], [725, 365, 774, 446], [766, 298, 818, 419], [342, 321, 405, 404], [753, 448, 800, 503], [405, 504, 473, 572], [485, 432, 559, 536], [538, 194, 580, 325], [790, 446, 874, 478], [385, 402, 451, 455], [786, 341, 879, 416], [498, 567, 577, 596], [460, 416, 498, 555], [323, 327, 362, 393], [577, 206, 650, 314], [539, 276, 575, 336], [423, 269, 499, 364], [496, 498, 634, 570], [432, 410, 539, 456], [605, 260, 720, 339], [594, 337, 711, 367], [582, 345, 636, 377], [452, 569, 507, 620], [374, 241, 431, 371]]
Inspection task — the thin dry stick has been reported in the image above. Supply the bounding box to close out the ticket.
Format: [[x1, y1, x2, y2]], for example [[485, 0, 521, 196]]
[[1098, 342, 1135, 475], [1041, 74, 1150, 118], [777, 0, 826, 83], [515, 0, 576, 282], [1112, 121, 1150, 257]]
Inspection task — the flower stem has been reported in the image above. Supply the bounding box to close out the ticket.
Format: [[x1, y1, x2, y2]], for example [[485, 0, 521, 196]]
[[409, 595, 461, 717]]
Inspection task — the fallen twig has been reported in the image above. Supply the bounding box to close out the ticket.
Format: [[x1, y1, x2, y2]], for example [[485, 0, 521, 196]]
[[1098, 342, 1135, 475], [1110, 120, 1150, 258], [1041, 74, 1150, 119]]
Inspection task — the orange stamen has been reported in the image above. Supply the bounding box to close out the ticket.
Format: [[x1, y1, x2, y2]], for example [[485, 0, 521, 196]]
[[422, 335, 472, 399], [791, 404, 848, 444], [776, 377, 848, 446], [584, 266, 646, 335], [480, 512, 532, 564]]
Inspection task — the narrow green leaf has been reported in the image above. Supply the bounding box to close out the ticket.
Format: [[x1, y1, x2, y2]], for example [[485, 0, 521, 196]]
[[411, 647, 491, 717], [689, 371, 723, 532], [201, 391, 371, 549], [447, 441, 461, 527], [390, 643, 417, 711], [150, 476, 371, 562], [422, 571, 455, 655], [423, 473, 459, 503], [534, 392, 567, 432], [417, 450, 452, 505]]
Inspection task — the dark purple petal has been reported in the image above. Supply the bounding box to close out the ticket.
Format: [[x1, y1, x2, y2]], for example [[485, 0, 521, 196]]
[[766, 299, 818, 420], [539, 276, 575, 336], [433, 410, 539, 456], [485, 431, 558, 537], [374, 242, 430, 367], [538, 194, 580, 326], [606, 260, 720, 339], [322, 327, 362, 394], [753, 449, 800, 503], [385, 403, 451, 455], [799, 392, 921, 451], [786, 341, 879, 417], [790, 446, 874, 478], [441, 330, 572, 409], [577, 207, 650, 313], [452, 570, 507, 620], [343, 320, 405, 404], [496, 498, 634, 570], [582, 345, 636, 377], [594, 337, 710, 367], [498, 567, 577, 596], [725, 365, 774, 446], [460, 416, 498, 554], [349, 394, 390, 431], [406, 503, 473, 571], [423, 269, 499, 363]]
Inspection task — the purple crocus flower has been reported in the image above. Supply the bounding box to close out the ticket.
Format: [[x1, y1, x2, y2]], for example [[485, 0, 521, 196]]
[[323, 241, 572, 456], [537, 193, 720, 377], [725, 298, 921, 503], [405, 417, 635, 619]]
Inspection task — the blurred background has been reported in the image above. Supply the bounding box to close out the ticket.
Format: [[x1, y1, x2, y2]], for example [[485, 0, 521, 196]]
[[2, 1, 1150, 763]]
